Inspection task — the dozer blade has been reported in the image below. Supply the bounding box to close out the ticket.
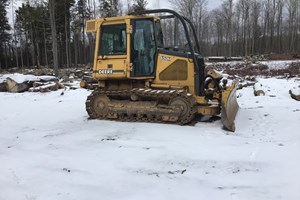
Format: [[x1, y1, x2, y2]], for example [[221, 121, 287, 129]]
[[221, 80, 239, 132]]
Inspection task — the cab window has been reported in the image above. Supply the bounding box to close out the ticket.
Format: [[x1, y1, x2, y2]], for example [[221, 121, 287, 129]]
[[99, 24, 126, 56]]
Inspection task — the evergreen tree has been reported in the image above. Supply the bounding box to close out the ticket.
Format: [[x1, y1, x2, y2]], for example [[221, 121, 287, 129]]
[[54, 0, 75, 67], [15, 3, 49, 67], [49, 0, 59, 75], [100, 0, 119, 17], [0, 0, 11, 69], [132, 0, 147, 13]]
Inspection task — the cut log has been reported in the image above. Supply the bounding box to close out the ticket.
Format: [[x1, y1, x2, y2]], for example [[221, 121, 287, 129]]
[[62, 82, 79, 90], [29, 82, 59, 92], [0, 82, 7, 92], [39, 75, 59, 82], [80, 80, 98, 90], [289, 87, 300, 101], [227, 57, 243, 61], [80, 76, 98, 89], [32, 81, 63, 89], [82, 75, 97, 84], [33, 81, 46, 88], [6, 77, 30, 93], [80, 80, 88, 88], [253, 83, 265, 96], [56, 82, 65, 89], [40, 83, 59, 92], [207, 56, 226, 62]]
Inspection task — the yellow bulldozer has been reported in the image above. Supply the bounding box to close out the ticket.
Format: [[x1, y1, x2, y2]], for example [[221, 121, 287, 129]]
[[85, 9, 239, 131]]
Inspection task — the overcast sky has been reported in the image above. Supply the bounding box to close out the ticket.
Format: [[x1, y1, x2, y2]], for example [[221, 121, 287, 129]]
[[146, 0, 223, 10], [7, 0, 223, 25]]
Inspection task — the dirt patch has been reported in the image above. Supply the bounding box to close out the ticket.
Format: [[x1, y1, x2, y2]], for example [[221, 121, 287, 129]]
[[265, 53, 300, 60]]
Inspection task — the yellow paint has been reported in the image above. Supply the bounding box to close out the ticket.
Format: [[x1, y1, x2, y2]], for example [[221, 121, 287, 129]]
[[153, 53, 195, 95]]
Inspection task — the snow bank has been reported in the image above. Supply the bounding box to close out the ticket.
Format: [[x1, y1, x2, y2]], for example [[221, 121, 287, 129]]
[[2, 73, 58, 84], [3, 73, 40, 83]]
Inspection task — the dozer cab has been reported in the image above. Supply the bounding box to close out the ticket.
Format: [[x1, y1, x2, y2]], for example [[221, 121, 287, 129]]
[[85, 9, 239, 131]]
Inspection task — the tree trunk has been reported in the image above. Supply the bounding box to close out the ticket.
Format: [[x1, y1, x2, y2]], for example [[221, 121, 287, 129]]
[[49, 0, 59, 76], [30, 24, 36, 67], [25, 33, 30, 67], [20, 40, 24, 71], [65, 0, 70, 68], [36, 41, 40, 67], [74, 33, 78, 67], [12, 0, 19, 69], [43, 23, 48, 67]]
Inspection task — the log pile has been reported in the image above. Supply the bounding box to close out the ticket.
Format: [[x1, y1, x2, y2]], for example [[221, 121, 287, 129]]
[[0, 67, 96, 93], [206, 56, 243, 62], [0, 73, 64, 93], [0, 82, 7, 92]]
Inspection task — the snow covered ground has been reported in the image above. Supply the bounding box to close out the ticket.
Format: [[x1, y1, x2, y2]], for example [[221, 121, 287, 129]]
[[0, 77, 300, 200], [260, 60, 300, 70]]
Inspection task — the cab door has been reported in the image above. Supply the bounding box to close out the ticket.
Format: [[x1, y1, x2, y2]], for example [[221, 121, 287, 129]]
[[130, 19, 157, 77], [94, 23, 128, 79]]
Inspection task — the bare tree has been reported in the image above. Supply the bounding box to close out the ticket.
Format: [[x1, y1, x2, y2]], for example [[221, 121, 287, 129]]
[[169, 0, 198, 23], [287, 0, 298, 52], [49, 0, 59, 76], [275, 0, 284, 53], [194, 0, 208, 53], [236, 0, 250, 56], [221, 0, 233, 56], [250, 0, 260, 54]]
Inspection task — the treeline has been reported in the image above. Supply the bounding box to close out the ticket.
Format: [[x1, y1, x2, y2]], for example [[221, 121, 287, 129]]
[[170, 0, 300, 57], [0, 0, 300, 71], [0, 0, 145, 72]]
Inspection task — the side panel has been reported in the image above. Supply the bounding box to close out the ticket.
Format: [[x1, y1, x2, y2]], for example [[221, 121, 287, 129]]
[[93, 56, 127, 80], [153, 52, 195, 95]]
